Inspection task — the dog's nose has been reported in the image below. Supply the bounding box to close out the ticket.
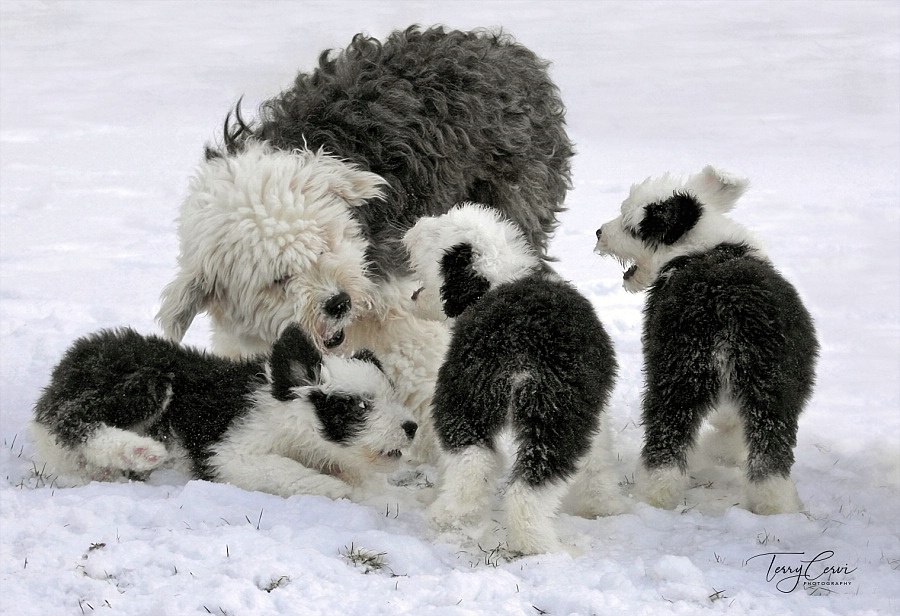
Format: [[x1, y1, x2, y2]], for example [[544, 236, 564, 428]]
[[323, 292, 351, 318], [595, 228, 602, 240], [401, 420, 418, 440]]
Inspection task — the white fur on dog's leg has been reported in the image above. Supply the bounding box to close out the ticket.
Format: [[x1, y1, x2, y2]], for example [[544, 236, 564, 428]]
[[429, 446, 500, 530], [698, 401, 748, 467], [744, 475, 802, 515], [209, 453, 352, 500], [504, 480, 567, 555], [80, 425, 168, 473], [565, 420, 630, 517], [635, 464, 688, 510], [30, 421, 88, 481]]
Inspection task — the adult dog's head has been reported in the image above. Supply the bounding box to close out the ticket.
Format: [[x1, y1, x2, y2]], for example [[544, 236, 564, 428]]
[[594, 166, 759, 292], [402, 202, 540, 319], [157, 141, 386, 357]]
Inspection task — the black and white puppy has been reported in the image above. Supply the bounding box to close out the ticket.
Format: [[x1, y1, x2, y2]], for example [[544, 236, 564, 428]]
[[31, 324, 417, 499], [404, 203, 621, 555], [594, 166, 818, 514]]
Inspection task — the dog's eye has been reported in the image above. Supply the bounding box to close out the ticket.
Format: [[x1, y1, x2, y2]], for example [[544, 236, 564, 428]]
[[273, 274, 292, 286], [626, 227, 641, 240]]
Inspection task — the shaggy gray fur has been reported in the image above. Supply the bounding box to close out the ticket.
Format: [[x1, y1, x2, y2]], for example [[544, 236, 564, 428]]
[[212, 25, 574, 278]]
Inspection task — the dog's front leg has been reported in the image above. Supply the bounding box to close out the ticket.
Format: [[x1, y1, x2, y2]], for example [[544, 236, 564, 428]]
[[207, 452, 352, 500]]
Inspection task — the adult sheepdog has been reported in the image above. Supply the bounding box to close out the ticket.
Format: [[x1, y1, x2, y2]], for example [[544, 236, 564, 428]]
[[594, 166, 819, 515], [156, 25, 573, 464], [31, 324, 417, 500], [403, 203, 622, 556]]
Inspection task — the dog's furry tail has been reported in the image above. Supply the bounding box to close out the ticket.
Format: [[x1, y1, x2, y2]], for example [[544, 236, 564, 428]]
[[205, 97, 256, 160]]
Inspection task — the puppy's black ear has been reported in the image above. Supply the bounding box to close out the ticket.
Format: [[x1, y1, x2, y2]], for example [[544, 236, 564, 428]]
[[270, 324, 322, 401], [351, 348, 385, 373], [439, 244, 490, 318], [638, 191, 702, 246]]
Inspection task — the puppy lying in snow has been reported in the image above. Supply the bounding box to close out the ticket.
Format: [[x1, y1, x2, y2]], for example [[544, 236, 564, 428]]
[[594, 166, 818, 515], [31, 324, 417, 499]]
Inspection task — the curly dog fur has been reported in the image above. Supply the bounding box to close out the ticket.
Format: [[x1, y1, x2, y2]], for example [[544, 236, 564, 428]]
[[213, 24, 574, 279]]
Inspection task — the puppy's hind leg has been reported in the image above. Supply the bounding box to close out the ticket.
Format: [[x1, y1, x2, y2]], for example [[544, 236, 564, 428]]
[[504, 479, 568, 555], [428, 445, 502, 530], [80, 424, 169, 476], [638, 374, 715, 509], [738, 407, 802, 514], [564, 415, 630, 517]]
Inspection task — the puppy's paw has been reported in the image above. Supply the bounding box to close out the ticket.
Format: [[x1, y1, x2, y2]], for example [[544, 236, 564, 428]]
[[744, 476, 802, 515], [428, 494, 484, 530], [635, 464, 687, 510], [82, 427, 168, 473], [119, 441, 169, 471], [298, 475, 353, 501]]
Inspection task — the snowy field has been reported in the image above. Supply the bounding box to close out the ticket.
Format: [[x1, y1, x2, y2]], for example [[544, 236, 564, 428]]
[[1, 1, 898, 614]]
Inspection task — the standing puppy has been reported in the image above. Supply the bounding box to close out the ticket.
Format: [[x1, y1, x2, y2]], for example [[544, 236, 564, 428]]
[[404, 204, 620, 555], [594, 166, 818, 514]]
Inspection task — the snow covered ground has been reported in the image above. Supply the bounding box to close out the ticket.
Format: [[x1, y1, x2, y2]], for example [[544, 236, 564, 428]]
[[1, 1, 898, 614]]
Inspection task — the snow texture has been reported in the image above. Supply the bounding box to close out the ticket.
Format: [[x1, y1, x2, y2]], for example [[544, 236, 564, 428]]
[[1, 1, 898, 615]]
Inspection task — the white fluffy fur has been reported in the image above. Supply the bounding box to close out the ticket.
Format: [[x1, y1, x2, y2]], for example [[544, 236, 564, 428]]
[[503, 480, 570, 555], [428, 445, 505, 531], [634, 464, 690, 511], [562, 415, 631, 518], [207, 354, 414, 499], [402, 202, 540, 320], [156, 141, 447, 463], [595, 165, 763, 293], [342, 281, 449, 465], [158, 141, 384, 356], [743, 475, 803, 516], [30, 422, 173, 483]]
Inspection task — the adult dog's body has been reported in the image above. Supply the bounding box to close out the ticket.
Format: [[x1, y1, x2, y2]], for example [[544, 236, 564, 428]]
[[216, 25, 573, 280], [32, 325, 417, 499]]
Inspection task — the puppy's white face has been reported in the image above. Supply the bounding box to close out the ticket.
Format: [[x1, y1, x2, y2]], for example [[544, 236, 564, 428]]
[[267, 325, 418, 472], [594, 166, 754, 292], [402, 202, 540, 319], [157, 142, 386, 356]]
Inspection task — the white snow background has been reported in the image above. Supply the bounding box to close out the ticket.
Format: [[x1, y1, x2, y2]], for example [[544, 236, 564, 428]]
[[1, 1, 898, 614]]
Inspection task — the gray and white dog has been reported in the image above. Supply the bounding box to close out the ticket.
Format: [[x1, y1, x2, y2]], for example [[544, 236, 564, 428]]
[[594, 166, 818, 514], [31, 324, 417, 499], [404, 203, 622, 555], [155, 26, 573, 464], [157, 24, 574, 357]]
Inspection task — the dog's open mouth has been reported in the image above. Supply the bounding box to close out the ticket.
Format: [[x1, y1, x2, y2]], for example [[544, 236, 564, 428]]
[[624, 264, 638, 281], [323, 329, 345, 349], [366, 448, 404, 466]]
